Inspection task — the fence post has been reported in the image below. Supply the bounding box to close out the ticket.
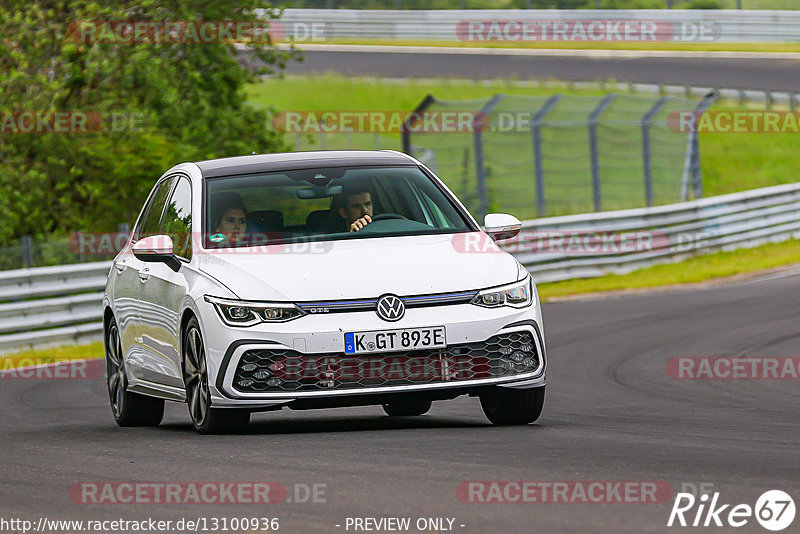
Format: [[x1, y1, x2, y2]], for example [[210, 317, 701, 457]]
[[20, 235, 33, 268], [588, 94, 616, 212], [681, 91, 718, 201], [531, 95, 561, 218], [790, 93, 798, 112], [402, 94, 436, 156], [693, 92, 718, 199], [641, 96, 668, 208], [473, 94, 504, 220]]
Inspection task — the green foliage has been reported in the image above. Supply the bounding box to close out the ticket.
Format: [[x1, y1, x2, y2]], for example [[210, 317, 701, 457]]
[[0, 0, 298, 244]]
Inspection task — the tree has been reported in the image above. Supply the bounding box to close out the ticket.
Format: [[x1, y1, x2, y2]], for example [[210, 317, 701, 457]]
[[0, 0, 299, 243]]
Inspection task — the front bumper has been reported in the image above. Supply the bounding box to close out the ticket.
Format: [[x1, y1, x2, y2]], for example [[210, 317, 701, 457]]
[[196, 299, 546, 409]]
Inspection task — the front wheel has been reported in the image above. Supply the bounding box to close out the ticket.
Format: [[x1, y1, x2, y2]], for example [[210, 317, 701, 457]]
[[183, 317, 249, 434], [105, 318, 164, 427], [480, 386, 545, 426]]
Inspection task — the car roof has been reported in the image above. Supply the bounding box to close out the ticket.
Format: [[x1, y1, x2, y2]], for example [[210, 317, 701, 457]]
[[195, 150, 416, 179]]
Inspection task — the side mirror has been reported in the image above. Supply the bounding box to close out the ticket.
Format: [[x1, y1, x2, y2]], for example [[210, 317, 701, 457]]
[[132, 235, 175, 263], [484, 213, 521, 241]]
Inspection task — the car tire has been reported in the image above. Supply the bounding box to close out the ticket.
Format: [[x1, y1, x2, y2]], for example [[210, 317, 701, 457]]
[[382, 399, 432, 416], [480, 386, 545, 426], [182, 317, 250, 435], [105, 318, 164, 427]]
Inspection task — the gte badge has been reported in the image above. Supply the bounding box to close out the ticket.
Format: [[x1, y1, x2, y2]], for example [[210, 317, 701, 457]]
[[668, 490, 795, 531]]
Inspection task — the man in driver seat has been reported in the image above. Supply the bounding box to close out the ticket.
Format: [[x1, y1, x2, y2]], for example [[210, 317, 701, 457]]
[[335, 186, 374, 232]]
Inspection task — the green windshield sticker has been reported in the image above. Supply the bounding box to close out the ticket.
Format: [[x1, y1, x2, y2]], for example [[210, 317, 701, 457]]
[[210, 233, 226, 242]]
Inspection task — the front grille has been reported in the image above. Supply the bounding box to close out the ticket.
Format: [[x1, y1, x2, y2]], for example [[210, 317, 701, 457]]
[[232, 331, 539, 393], [297, 290, 477, 314]]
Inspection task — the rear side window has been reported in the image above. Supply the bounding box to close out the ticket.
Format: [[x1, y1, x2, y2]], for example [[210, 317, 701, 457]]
[[137, 177, 175, 240], [162, 177, 193, 259]]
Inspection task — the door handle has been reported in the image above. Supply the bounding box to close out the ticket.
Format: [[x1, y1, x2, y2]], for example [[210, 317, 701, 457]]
[[138, 267, 150, 282], [114, 261, 126, 274]]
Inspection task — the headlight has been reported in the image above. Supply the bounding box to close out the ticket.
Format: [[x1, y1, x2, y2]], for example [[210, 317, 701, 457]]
[[204, 296, 306, 326], [471, 277, 533, 308]]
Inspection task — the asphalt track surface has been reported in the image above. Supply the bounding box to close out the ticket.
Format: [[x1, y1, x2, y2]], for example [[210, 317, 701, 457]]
[[283, 47, 800, 91], [2, 268, 799, 533]]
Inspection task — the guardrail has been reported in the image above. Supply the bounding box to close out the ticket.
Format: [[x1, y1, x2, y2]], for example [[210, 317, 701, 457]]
[[0, 263, 109, 352], [1, 181, 798, 352], [517, 182, 800, 282], [278, 9, 800, 43]]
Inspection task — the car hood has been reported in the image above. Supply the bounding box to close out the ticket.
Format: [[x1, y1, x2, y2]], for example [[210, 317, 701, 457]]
[[197, 232, 521, 301]]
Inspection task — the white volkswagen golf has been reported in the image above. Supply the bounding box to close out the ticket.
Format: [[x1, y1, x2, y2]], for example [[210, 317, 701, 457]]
[[103, 150, 546, 433]]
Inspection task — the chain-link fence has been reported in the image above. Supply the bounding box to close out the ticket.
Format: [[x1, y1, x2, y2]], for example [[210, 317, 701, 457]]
[[0, 226, 128, 271], [403, 91, 715, 219], [291, 131, 394, 151]]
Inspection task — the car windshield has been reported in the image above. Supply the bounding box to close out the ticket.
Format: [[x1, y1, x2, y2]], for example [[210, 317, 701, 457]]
[[204, 165, 473, 248]]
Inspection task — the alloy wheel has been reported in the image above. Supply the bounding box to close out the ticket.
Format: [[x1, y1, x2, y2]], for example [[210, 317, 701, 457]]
[[183, 326, 209, 427], [106, 324, 126, 418]]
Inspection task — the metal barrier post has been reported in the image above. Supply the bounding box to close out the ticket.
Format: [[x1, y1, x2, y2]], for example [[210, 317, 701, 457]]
[[531, 95, 561, 218], [473, 94, 504, 219], [20, 236, 33, 268], [402, 94, 436, 156], [683, 91, 718, 200], [641, 96, 669, 207], [588, 94, 617, 212]]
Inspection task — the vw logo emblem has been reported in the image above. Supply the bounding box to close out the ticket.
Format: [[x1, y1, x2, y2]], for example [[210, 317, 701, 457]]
[[376, 294, 405, 322]]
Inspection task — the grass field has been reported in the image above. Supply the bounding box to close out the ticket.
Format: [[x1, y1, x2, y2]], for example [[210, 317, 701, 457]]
[[538, 238, 800, 300], [247, 74, 800, 218], [321, 39, 800, 54]]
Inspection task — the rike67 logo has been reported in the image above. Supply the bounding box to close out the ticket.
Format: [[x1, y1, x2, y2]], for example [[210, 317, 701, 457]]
[[668, 490, 795, 531]]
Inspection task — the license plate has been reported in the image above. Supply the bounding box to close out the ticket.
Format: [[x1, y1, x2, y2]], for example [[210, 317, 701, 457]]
[[344, 326, 446, 355]]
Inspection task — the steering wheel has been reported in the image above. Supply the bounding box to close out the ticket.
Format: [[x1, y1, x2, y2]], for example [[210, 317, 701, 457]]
[[370, 213, 406, 222]]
